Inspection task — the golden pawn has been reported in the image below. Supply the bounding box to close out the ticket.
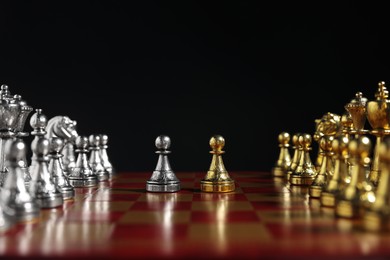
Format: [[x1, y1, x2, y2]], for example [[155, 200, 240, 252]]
[[286, 133, 301, 181], [366, 81, 390, 186], [336, 136, 372, 218], [309, 136, 334, 198], [363, 137, 390, 232], [313, 112, 341, 171], [290, 134, 317, 185], [272, 132, 291, 177], [320, 136, 349, 207], [200, 135, 235, 192]]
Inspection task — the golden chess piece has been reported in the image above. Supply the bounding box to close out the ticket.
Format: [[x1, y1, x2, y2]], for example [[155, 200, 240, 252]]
[[320, 136, 349, 207], [200, 135, 235, 192], [313, 112, 341, 171], [363, 137, 390, 232], [336, 136, 372, 218], [309, 135, 334, 198], [345, 92, 368, 137], [339, 112, 354, 139], [313, 119, 324, 171], [339, 112, 354, 184], [286, 133, 301, 181], [366, 81, 390, 187], [272, 132, 291, 178], [290, 133, 317, 186]]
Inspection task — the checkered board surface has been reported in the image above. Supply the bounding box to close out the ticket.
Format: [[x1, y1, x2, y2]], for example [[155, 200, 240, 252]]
[[1, 171, 390, 260]]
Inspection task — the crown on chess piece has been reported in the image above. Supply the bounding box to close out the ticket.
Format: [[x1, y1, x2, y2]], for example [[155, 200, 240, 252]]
[[146, 135, 180, 193], [200, 135, 235, 192], [0, 85, 33, 185], [345, 92, 368, 136]]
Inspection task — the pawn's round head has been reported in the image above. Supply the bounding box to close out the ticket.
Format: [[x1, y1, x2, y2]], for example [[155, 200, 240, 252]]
[[32, 137, 50, 156], [6, 139, 26, 162], [210, 135, 225, 151], [298, 133, 312, 148], [89, 135, 101, 147], [319, 135, 334, 151], [100, 134, 109, 145], [292, 133, 301, 146], [155, 135, 171, 150], [76, 136, 89, 149], [278, 132, 290, 145], [30, 109, 47, 129], [50, 137, 63, 153]]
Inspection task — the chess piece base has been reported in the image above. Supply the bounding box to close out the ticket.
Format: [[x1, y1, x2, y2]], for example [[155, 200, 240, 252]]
[[13, 202, 41, 223], [272, 167, 285, 177], [69, 176, 98, 187], [0, 215, 14, 231], [320, 191, 336, 207], [38, 193, 63, 208], [309, 185, 323, 198], [146, 181, 180, 192], [60, 186, 75, 200], [290, 175, 314, 186], [336, 200, 358, 218], [200, 180, 235, 192], [16, 210, 40, 223], [286, 171, 292, 182], [97, 171, 109, 182], [363, 211, 387, 232]]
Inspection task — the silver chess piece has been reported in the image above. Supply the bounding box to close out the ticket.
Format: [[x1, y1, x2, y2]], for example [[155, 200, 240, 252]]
[[0, 201, 14, 231], [0, 85, 32, 186], [29, 109, 47, 179], [45, 116, 78, 174], [68, 136, 98, 187], [88, 135, 109, 181], [99, 134, 114, 176], [29, 137, 64, 208], [1, 139, 40, 222], [146, 135, 180, 192], [48, 137, 75, 200]]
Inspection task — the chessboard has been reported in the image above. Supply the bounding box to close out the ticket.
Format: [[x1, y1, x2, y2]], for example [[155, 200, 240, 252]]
[[1, 171, 390, 260]]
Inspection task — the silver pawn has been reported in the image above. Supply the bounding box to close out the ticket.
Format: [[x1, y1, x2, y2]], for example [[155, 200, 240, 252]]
[[146, 135, 180, 192], [1, 139, 40, 222], [29, 137, 63, 208], [99, 134, 114, 176], [0, 201, 14, 231], [88, 135, 109, 181], [68, 136, 98, 187], [48, 137, 75, 200], [29, 109, 47, 176]]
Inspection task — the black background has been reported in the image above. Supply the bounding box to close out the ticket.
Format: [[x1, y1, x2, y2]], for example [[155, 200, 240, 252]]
[[1, 1, 389, 172]]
